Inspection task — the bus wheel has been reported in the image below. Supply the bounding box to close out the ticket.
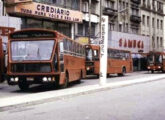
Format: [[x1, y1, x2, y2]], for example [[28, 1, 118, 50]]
[[60, 72, 69, 89], [18, 81, 29, 91], [118, 67, 126, 76], [53, 76, 59, 89], [96, 74, 99, 79], [77, 71, 83, 84], [151, 70, 154, 73]]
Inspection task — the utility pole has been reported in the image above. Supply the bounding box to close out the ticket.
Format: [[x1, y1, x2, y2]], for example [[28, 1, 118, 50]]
[[99, 0, 108, 86], [88, 0, 91, 44], [100, 0, 102, 36]]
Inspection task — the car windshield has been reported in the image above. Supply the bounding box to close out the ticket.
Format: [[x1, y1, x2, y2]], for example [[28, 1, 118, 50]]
[[11, 40, 55, 61]]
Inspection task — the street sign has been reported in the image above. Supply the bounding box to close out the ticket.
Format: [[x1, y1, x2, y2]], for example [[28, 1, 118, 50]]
[[99, 16, 108, 85]]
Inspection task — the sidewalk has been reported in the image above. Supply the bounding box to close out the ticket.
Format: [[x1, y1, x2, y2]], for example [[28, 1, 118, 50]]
[[0, 73, 165, 109]]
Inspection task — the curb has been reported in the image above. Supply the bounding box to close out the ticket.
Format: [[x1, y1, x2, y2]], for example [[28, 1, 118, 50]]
[[1, 74, 165, 110]]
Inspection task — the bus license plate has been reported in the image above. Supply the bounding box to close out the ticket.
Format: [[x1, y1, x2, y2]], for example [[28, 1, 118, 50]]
[[26, 77, 34, 81]]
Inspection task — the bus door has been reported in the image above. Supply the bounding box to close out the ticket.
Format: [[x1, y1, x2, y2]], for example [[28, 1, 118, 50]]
[[59, 41, 65, 84], [86, 47, 94, 75]]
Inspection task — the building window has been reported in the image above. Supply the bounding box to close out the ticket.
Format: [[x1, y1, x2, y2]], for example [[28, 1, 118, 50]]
[[143, 0, 146, 7], [157, 19, 159, 29], [157, 37, 159, 48], [152, 18, 155, 28], [160, 20, 163, 30], [152, 36, 155, 48], [147, 16, 150, 27], [107, 0, 115, 9], [109, 23, 115, 31], [142, 15, 145, 26], [160, 37, 163, 47], [125, 23, 128, 33], [78, 24, 83, 36], [82, 1, 89, 12], [119, 24, 122, 32]]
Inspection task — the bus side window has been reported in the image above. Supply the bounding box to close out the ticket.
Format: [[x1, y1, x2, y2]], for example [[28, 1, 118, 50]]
[[69, 41, 72, 54], [83, 46, 85, 56], [59, 41, 64, 72], [63, 39, 68, 53]]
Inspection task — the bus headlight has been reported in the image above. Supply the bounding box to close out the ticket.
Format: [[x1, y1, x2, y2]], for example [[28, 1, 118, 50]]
[[87, 67, 90, 71], [15, 77, 19, 82], [43, 77, 48, 82], [158, 66, 161, 69], [48, 77, 51, 81], [10, 78, 14, 82]]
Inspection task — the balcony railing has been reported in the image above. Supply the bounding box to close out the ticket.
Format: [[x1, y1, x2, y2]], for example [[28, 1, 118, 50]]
[[131, 0, 141, 4], [130, 15, 141, 23], [103, 7, 117, 16]]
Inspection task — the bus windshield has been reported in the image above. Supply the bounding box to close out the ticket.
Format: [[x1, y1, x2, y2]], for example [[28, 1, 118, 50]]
[[11, 40, 55, 61], [155, 54, 162, 64], [147, 54, 154, 64], [86, 48, 93, 61]]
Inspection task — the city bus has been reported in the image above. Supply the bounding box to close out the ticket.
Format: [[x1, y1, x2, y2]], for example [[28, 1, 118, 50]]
[[7, 29, 86, 90], [147, 51, 165, 73], [85, 44, 133, 77]]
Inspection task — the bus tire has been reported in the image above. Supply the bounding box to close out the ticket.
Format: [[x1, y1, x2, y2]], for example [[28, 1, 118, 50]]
[[18, 81, 29, 91], [96, 74, 99, 79], [60, 72, 69, 89], [77, 70, 83, 84], [151, 70, 154, 73], [118, 67, 126, 76], [53, 76, 59, 89]]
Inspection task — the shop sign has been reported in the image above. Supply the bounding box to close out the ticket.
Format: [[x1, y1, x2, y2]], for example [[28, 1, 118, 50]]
[[76, 37, 89, 45], [108, 31, 150, 53], [6, 2, 83, 23]]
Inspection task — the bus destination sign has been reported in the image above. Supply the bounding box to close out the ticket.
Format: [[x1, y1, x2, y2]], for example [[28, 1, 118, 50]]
[[10, 30, 56, 39]]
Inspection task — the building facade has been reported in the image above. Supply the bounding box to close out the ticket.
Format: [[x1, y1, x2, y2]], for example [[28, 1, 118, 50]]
[[141, 0, 165, 52], [103, 0, 141, 34], [4, 0, 84, 40]]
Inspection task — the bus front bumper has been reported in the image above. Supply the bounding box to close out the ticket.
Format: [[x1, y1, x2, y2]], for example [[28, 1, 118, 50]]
[[7, 75, 58, 85], [147, 66, 162, 71]]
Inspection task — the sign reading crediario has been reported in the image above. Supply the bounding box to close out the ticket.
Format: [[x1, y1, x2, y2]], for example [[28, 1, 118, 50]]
[[6, 2, 83, 23]]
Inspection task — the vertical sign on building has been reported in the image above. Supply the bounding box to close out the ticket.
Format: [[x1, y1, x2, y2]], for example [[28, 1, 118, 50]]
[[99, 16, 108, 85]]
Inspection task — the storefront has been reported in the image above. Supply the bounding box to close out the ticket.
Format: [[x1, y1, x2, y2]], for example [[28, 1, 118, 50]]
[[108, 31, 150, 71], [5, 0, 83, 38]]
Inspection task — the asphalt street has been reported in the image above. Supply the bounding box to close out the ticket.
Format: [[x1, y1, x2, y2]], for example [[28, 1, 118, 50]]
[[0, 71, 163, 99], [1, 74, 165, 120]]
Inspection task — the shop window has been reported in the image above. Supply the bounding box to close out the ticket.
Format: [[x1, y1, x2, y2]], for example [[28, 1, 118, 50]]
[[78, 24, 84, 36], [43, 21, 55, 30], [26, 19, 42, 28]]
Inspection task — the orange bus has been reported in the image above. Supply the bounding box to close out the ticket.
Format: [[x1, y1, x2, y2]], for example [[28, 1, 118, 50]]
[[7, 29, 86, 90], [147, 51, 165, 73], [85, 44, 133, 77]]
